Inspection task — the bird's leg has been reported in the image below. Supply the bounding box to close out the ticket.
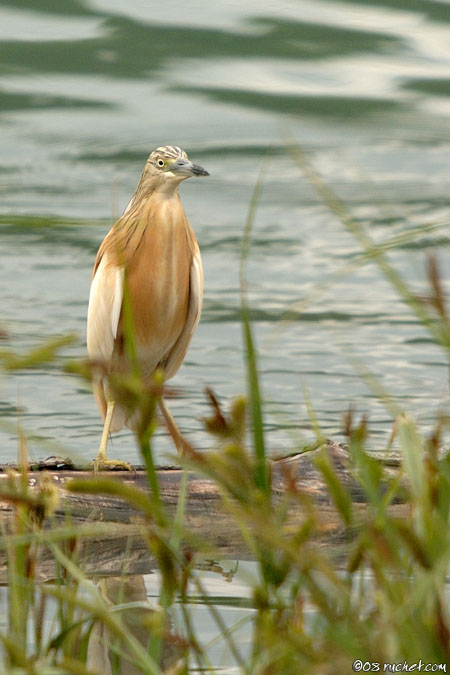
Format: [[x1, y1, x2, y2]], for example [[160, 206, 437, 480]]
[[94, 399, 132, 472], [158, 397, 190, 456], [96, 398, 115, 463]]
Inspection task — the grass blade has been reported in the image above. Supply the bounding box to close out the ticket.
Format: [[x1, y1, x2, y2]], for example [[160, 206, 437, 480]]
[[240, 157, 271, 496]]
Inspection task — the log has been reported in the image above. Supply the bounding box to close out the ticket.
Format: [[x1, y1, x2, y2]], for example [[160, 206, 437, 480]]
[[0, 442, 407, 581]]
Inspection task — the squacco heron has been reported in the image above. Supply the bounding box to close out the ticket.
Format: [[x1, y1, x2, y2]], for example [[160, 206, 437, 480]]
[[87, 145, 209, 468]]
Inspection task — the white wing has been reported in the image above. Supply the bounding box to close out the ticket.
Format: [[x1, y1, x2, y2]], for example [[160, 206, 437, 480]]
[[164, 248, 203, 380], [87, 254, 124, 363]]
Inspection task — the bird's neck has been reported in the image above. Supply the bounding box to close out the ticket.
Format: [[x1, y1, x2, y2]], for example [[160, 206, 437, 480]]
[[107, 186, 194, 273], [124, 182, 182, 219], [119, 187, 189, 241]]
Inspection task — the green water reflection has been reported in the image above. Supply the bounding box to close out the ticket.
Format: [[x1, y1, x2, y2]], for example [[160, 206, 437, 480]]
[[0, 0, 448, 466]]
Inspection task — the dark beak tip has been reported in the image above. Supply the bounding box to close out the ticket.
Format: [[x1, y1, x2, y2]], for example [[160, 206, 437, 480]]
[[192, 163, 209, 177]]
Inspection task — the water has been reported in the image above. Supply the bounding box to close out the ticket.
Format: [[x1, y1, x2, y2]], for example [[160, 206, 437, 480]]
[[0, 566, 257, 671], [0, 0, 449, 465]]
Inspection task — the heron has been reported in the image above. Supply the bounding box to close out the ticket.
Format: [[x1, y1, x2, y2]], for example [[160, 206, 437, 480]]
[[87, 145, 209, 469]]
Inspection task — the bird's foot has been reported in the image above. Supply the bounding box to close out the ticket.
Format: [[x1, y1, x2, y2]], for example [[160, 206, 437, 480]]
[[93, 456, 133, 473]]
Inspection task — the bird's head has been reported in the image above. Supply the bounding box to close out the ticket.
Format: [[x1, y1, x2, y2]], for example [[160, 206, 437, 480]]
[[141, 145, 209, 196]]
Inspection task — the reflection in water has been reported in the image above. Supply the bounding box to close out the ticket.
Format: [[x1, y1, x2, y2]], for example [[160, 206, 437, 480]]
[[85, 562, 249, 673], [87, 575, 184, 674], [0, 11, 404, 85]]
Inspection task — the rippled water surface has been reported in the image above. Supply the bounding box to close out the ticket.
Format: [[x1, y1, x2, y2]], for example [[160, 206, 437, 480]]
[[0, 0, 449, 464]]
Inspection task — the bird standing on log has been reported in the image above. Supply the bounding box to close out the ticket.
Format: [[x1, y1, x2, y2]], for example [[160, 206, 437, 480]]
[[87, 145, 209, 469]]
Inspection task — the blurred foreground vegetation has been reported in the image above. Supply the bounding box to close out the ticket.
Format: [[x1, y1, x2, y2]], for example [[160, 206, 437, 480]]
[[0, 152, 449, 673]]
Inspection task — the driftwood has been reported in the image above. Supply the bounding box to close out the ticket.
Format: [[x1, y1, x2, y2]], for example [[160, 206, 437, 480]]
[[0, 442, 407, 581]]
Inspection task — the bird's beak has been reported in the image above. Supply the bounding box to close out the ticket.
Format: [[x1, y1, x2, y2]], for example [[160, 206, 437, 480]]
[[170, 158, 209, 177]]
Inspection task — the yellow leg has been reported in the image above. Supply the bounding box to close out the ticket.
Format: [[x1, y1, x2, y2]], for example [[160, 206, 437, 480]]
[[158, 397, 189, 456], [97, 398, 115, 463], [94, 399, 132, 472]]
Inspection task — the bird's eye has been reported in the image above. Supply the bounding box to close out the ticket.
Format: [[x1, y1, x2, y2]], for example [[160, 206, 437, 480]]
[[157, 159, 164, 168]]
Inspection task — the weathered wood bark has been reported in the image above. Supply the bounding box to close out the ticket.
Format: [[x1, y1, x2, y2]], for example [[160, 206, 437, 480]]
[[0, 442, 406, 581]]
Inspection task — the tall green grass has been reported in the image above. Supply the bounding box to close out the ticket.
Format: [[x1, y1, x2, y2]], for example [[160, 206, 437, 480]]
[[0, 148, 449, 673]]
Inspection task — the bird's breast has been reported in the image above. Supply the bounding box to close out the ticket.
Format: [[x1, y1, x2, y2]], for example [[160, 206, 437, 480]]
[[122, 198, 194, 376]]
